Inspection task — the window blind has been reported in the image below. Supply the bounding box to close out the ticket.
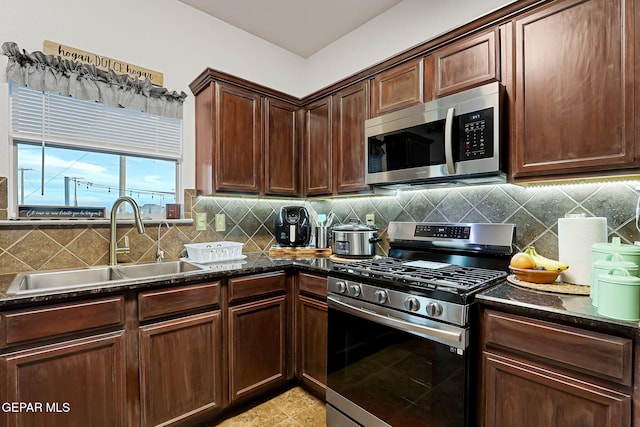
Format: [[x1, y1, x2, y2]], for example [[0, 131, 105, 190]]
[[9, 80, 183, 160]]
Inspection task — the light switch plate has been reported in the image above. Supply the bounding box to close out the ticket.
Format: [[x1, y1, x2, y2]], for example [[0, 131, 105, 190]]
[[195, 212, 207, 231], [366, 214, 375, 225], [215, 214, 226, 232]]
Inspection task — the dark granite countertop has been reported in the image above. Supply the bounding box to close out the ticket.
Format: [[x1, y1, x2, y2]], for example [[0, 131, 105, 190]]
[[477, 281, 640, 337], [0, 253, 335, 309], [5, 255, 638, 339]]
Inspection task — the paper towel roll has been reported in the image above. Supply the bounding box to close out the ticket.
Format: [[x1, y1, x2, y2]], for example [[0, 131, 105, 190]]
[[558, 217, 607, 285]]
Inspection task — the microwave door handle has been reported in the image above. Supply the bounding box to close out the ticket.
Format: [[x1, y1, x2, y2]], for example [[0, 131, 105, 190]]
[[444, 107, 456, 175]]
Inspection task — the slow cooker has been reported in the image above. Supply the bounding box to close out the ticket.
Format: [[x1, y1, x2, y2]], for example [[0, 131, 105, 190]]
[[331, 219, 380, 257]]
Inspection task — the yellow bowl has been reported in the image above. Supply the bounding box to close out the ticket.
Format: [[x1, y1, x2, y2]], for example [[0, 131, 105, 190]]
[[509, 266, 562, 284]]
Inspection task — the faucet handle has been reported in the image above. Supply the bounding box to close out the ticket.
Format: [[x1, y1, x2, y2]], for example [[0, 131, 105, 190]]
[[116, 235, 131, 255]]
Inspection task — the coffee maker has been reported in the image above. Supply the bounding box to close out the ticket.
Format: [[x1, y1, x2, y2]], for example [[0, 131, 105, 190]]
[[275, 206, 311, 247]]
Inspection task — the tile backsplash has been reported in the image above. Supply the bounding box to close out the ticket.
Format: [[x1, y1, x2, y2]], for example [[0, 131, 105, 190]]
[[1, 179, 640, 275], [195, 182, 640, 257]]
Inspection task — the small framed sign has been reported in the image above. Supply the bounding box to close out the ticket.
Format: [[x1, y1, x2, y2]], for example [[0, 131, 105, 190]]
[[18, 205, 106, 219]]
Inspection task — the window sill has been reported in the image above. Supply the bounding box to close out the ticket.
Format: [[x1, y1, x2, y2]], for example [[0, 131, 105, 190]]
[[0, 219, 194, 227]]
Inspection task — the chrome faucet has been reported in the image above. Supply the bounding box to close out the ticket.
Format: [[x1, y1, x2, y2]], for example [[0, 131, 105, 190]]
[[156, 221, 170, 262], [109, 196, 145, 266]]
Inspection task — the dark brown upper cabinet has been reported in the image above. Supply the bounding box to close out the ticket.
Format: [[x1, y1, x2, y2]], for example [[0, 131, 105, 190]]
[[433, 28, 499, 98], [191, 0, 640, 193], [264, 98, 299, 196], [510, 0, 638, 181], [191, 70, 300, 196], [332, 81, 370, 194], [303, 96, 333, 196], [370, 59, 423, 117], [193, 80, 262, 194], [214, 82, 263, 193]]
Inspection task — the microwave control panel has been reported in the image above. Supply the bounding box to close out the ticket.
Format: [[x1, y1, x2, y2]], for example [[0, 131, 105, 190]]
[[457, 107, 494, 161]]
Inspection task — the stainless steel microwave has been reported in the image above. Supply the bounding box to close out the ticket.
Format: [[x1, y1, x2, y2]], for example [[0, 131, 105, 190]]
[[365, 82, 504, 186]]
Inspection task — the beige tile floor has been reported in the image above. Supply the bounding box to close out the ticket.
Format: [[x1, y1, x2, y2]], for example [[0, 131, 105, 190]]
[[214, 386, 326, 427]]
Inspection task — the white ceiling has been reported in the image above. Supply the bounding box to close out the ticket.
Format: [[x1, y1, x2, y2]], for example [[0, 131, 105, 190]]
[[178, 0, 404, 58]]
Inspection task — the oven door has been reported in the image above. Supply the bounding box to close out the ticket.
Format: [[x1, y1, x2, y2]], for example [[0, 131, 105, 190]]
[[327, 294, 471, 427]]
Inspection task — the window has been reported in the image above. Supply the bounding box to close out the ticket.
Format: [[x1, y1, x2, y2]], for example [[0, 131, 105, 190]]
[[16, 142, 177, 214], [9, 80, 182, 218]]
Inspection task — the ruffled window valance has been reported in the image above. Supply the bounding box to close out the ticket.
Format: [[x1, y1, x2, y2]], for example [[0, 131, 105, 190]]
[[2, 41, 187, 119]]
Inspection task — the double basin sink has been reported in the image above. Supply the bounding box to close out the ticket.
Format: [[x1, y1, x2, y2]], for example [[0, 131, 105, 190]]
[[7, 261, 204, 295]]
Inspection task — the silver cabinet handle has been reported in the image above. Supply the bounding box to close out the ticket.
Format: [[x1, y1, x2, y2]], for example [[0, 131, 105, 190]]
[[444, 106, 456, 175]]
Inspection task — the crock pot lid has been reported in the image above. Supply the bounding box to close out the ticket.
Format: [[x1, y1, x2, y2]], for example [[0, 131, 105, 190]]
[[332, 221, 377, 231]]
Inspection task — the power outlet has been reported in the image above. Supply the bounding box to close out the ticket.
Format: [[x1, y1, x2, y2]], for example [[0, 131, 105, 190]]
[[215, 214, 226, 232], [366, 214, 375, 225], [195, 212, 207, 231]]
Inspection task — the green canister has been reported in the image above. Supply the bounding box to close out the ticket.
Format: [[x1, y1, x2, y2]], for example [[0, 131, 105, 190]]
[[591, 237, 640, 266], [597, 268, 640, 321], [591, 253, 639, 307]]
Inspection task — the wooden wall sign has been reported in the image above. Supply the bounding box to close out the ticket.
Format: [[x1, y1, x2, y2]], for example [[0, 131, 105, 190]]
[[18, 205, 106, 219], [43, 40, 164, 86]]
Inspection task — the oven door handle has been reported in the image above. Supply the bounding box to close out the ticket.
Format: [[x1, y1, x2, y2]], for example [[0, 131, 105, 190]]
[[328, 296, 463, 343], [444, 106, 456, 175]]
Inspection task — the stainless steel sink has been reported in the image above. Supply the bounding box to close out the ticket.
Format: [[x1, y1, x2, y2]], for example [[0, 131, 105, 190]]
[[115, 260, 203, 278], [7, 261, 204, 295], [9, 266, 125, 294]]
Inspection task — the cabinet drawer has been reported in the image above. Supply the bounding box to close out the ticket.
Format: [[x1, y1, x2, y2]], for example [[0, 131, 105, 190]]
[[138, 282, 220, 321], [0, 296, 125, 348], [298, 272, 327, 298], [228, 272, 286, 303], [483, 310, 632, 386]]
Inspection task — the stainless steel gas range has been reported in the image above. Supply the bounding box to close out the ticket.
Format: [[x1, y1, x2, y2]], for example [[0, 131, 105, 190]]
[[326, 221, 515, 427]]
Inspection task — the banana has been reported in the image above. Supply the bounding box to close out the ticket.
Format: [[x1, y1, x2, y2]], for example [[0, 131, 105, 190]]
[[524, 247, 569, 271]]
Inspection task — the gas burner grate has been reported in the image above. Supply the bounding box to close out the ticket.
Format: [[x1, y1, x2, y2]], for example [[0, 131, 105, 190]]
[[332, 257, 506, 292]]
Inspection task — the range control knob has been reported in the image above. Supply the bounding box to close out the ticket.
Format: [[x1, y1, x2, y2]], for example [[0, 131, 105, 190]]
[[336, 281, 347, 294], [404, 297, 420, 312], [426, 302, 443, 317], [375, 290, 388, 304], [349, 284, 362, 297]]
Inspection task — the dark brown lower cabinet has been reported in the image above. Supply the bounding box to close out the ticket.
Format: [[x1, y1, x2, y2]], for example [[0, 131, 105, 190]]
[[228, 295, 288, 402], [483, 351, 631, 427], [296, 295, 327, 396], [480, 309, 632, 427], [295, 272, 327, 397], [139, 311, 223, 427], [0, 331, 126, 427]]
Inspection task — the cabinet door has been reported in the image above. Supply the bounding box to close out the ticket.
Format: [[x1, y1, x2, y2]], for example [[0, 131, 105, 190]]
[[215, 82, 263, 192], [333, 82, 370, 194], [370, 59, 423, 117], [433, 29, 498, 98], [296, 295, 327, 397], [195, 84, 215, 194], [511, 0, 636, 179], [0, 332, 126, 427], [265, 98, 299, 196], [482, 351, 631, 427], [139, 311, 223, 427], [229, 296, 287, 402], [304, 97, 333, 195]]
